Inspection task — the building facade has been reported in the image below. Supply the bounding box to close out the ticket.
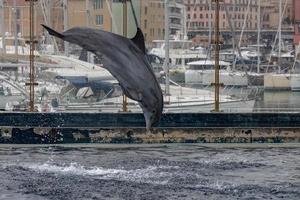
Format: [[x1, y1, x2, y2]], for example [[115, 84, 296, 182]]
[[184, 0, 294, 45], [261, 0, 293, 30], [68, 0, 112, 31], [184, 0, 260, 31], [169, 0, 186, 37], [184, 0, 293, 31], [139, 0, 165, 43], [294, 0, 300, 44], [1, 0, 112, 40]]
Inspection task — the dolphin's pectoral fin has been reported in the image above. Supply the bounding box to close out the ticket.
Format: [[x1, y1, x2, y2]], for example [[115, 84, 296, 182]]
[[138, 93, 143, 101], [120, 85, 143, 102]]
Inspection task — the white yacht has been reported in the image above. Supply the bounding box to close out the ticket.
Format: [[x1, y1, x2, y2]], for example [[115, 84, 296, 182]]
[[56, 85, 255, 113], [290, 74, 300, 91], [42, 55, 114, 83], [149, 39, 207, 68], [264, 73, 291, 90], [185, 60, 249, 86], [0, 36, 39, 56]]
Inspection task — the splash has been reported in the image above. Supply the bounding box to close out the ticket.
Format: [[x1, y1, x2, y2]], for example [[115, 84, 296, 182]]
[[20, 162, 173, 185]]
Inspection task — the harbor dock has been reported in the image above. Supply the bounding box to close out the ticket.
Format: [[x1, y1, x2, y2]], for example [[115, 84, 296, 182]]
[[0, 112, 300, 143]]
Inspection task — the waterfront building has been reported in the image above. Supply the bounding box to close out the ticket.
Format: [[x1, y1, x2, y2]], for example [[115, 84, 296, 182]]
[[112, 0, 186, 45], [139, 0, 165, 43], [1, 0, 112, 40], [184, 0, 294, 45], [294, 0, 300, 45]]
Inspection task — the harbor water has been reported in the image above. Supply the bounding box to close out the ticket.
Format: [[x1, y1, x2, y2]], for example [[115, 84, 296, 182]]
[[0, 144, 299, 200]]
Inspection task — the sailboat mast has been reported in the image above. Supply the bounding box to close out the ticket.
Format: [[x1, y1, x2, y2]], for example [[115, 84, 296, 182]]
[[207, 0, 212, 58], [26, 0, 37, 112], [122, 0, 128, 112], [85, 0, 90, 27], [278, 0, 282, 72], [63, 0, 69, 56], [214, 0, 220, 112], [257, 0, 261, 73], [85, 0, 92, 63], [0, 0, 5, 55], [13, 0, 18, 59], [164, 0, 170, 96]]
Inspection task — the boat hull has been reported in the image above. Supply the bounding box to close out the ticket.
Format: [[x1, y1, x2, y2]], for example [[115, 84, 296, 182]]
[[264, 74, 291, 90], [185, 70, 249, 86], [291, 74, 300, 91]]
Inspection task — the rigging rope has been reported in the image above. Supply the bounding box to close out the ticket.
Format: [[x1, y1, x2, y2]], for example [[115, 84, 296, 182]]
[[105, 0, 118, 33], [129, 0, 139, 28], [267, 0, 288, 69]]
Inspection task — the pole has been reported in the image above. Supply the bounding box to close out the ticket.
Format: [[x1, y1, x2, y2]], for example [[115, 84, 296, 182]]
[[63, 0, 69, 56], [278, 0, 282, 73], [0, 0, 5, 55], [85, 0, 92, 62], [214, 0, 220, 112], [13, 0, 18, 59], [207, 0, 212, 58], [257, 0, 261, 73], [164, 0, 170, 96], [25, 0, 38, 112], [29, 0, 35, 112], [182, 4, 187, 39], [122, 0, 128, 112]]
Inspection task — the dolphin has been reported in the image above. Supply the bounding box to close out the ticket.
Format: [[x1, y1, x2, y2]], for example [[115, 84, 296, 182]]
[[42, 25, 163, 129]]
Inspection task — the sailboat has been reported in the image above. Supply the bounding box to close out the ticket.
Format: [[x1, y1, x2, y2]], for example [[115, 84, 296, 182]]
[[54, 0, 255, 113], [154, 0, 255, 112], [263, 0, 298, 90]]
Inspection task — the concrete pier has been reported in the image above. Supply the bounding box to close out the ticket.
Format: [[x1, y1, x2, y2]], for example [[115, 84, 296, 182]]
[[0, 112, 300, 143], [1, 112, 300, 128]]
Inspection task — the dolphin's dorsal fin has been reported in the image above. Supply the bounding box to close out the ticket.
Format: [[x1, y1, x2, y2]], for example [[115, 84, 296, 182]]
[[131, 28, 146, 54], [42, 24, 64, 39]]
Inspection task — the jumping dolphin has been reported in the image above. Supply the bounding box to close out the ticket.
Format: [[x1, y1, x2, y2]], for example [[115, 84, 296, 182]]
[[42, 25, 163, 129]]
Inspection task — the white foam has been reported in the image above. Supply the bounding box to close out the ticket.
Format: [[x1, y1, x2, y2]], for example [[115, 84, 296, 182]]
[[22, 162, 174, 185], [25, 162, 124, 176]]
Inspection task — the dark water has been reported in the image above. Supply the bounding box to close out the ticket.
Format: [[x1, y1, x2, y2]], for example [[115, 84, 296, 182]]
[[0, 144, 299, 200]]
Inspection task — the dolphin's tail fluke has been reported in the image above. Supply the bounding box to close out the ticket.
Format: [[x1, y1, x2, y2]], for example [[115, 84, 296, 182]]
[[41, 24, 64, 39]]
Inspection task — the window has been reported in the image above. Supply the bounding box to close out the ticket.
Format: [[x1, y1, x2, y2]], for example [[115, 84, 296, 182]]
[[94, 0, 103, 9], [16, 9, 21, 19], [96, 15, 103, 25], [17, 24, 20, 33]]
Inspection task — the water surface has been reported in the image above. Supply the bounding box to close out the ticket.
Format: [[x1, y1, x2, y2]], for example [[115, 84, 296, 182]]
[[0, 144, 299, 200]]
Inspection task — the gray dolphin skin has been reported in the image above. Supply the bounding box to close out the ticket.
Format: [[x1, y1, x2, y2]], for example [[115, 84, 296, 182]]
[[42, 25, 163, 129]]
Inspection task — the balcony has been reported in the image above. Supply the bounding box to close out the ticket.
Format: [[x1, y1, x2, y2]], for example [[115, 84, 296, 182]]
[[169, 12, 182, 19], [170, 23, 183, 30]]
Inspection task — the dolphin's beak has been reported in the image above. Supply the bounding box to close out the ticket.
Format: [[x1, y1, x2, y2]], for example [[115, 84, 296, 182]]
[[143, 111, 152, 130]]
